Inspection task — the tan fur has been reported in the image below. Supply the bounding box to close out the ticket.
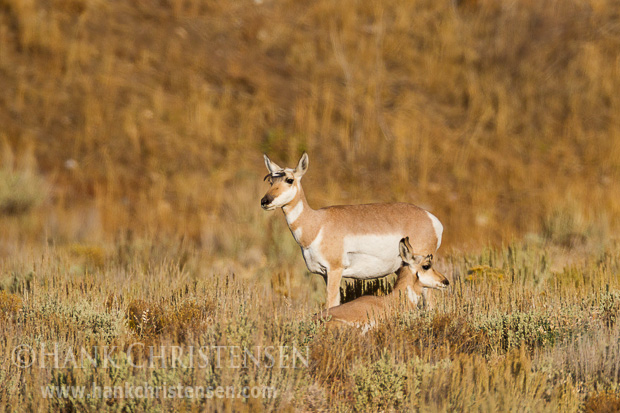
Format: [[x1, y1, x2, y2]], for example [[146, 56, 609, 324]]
[[317, 267, 423, 327], [286, 189, 438, 252], [317, 238, 448, 329], [262, 153, 444, 308]]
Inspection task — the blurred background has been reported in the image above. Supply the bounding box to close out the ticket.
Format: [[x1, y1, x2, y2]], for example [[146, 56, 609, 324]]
[[1, 0, 619, 272]]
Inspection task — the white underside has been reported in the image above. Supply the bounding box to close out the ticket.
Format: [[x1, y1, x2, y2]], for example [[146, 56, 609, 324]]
[[301, 229, 327, 275], [341, 234, 403, 279], [296, 214, 442, 280]]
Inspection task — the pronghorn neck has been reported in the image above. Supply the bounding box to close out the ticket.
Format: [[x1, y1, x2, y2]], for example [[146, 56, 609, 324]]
[[392, 266, 423, 306], [281, 184, 315, 246]]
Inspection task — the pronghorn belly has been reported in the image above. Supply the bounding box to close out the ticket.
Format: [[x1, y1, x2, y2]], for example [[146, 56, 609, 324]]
[[342, 253, 401, 279], [302, 247, 327, 275], [341, 234, 402, 279], [301, 229, 328, 275]]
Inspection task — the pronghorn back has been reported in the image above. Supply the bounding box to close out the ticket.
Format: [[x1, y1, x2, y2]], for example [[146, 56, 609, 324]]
[[319, 202, 442, 254], [317, 295, 388, 326], [317, 287, 419, 328]]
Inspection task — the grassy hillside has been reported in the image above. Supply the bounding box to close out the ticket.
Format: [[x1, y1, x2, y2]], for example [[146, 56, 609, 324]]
[[0, 0, 618, 252]]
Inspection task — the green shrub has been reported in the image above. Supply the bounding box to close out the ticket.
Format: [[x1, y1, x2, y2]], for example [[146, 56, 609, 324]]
[[1, 270, 34, 294], [69, 244, 106, 270], [225, 306, 255, 349], [466, 265, 505, 283], [351, 350, 407, 412], [0, 168, 46, 215], [474, 308, 595, 353], [38, 298, 119, 341], [599, 290, 620, 328]]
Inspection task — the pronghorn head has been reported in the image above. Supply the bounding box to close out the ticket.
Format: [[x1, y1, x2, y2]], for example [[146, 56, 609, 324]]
[[399, 237, 450, 289], [261, 153, 308, 210]]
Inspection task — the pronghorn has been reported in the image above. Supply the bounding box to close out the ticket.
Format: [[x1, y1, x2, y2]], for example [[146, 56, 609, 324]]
[[316, 237, 449, 330], [261, 153, 444, 308]]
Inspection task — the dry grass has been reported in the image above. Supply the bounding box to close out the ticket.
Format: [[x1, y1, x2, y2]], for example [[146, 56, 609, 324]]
[[1, 0, 620, 411], [0, 0, 618, 252], [0, 239, 618, 411]]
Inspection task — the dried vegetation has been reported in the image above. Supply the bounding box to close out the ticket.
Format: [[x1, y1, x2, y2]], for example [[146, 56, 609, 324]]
[[1, 0, 620, 411]]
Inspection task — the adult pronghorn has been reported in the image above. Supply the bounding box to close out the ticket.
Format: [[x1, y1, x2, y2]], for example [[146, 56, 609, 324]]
[[317, 237, 449, 330], [261, 153, 444, 308]]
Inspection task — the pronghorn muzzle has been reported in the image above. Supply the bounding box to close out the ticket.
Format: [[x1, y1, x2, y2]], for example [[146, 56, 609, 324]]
[[261, 194, 274, 210], [433, 271, 450, 289]]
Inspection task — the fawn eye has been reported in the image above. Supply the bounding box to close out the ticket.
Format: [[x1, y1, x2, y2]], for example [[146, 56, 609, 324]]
[[422, 264, 431, 271], [285, 178, 294, 184]]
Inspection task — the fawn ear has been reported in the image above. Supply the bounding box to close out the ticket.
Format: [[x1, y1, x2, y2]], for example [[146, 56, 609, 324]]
[[264, 154, 282, 174], [294, 153, 309, 177], [399, 237, 413, 263]]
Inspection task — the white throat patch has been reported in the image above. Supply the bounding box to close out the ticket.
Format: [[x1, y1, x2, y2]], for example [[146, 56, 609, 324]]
[[406, 286, 419, 305], [271, 186, 298, 208], [285, 201, 303, 225]]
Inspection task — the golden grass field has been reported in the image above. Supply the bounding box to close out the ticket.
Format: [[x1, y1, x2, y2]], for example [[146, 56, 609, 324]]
[[1, 0, 620, 411]]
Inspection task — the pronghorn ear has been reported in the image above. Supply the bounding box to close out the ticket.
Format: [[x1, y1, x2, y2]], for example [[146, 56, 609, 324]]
[[264, 154, 282, 174], [399, 238, 413, 263], [294, 153, 309, 177]]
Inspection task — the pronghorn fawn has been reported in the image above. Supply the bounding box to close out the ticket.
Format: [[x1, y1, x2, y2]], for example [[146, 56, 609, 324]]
[[317, 237, 449, 330], [261, 153, 445, 308]]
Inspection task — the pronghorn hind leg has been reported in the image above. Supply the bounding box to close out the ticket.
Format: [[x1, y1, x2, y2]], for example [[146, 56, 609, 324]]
[[326, 268, 343, 308]]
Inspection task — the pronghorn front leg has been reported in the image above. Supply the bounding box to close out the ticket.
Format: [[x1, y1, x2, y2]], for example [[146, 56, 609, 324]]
[[326, 268, 343, 308]]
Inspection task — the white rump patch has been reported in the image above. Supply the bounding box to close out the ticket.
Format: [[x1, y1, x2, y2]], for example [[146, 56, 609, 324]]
[[341, 234, 402, 279], [426, 211, 443, 250]]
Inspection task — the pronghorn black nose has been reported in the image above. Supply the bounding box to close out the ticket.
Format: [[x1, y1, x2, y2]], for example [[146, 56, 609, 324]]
[[261, 196, 272, 207], [442, 279, 450, 286]]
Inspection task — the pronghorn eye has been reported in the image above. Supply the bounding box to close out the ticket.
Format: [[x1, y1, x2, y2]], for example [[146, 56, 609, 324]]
[[285, 178, 294, 184], [422, 263, 431, 271]]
